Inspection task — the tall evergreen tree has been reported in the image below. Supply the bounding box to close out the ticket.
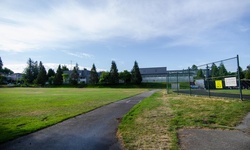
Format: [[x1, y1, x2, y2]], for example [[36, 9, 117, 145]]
[[70, 66, 79, 85], [54, 65, 63, 85], [131, 61, 142, 84], [90, 64, 99, 84], [238, 66, 244, 79], [61, 65, 69, 71], [245, 65, 250, 79], [196, 69, 205, 79], [109, 61, 119, 84], [47, 69, 55, 78], [191, 64, 198, 70], [36, 61, 47, 86], [218, 63, 228, 77], [23, 58, 39, 84], [0, 57, 3, 71], [211, 63, 219, 79]]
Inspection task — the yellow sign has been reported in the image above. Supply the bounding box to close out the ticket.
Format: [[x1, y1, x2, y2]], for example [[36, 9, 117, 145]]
[[215, 80, 223, 89]]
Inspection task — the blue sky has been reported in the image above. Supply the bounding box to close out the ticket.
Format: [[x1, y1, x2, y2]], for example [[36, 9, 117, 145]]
[[0, 0, 250, 73]]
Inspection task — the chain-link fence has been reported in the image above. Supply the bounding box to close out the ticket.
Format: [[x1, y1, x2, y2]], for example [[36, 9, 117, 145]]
[[167, 55, 249, 100]]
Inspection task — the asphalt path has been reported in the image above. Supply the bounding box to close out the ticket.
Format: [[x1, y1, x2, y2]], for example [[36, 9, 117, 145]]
[[175, 89, 250, 100], [0, 90, 159, 150]]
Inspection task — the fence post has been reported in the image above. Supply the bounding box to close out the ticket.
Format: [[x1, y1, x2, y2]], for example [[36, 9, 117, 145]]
[[177, 72, 179, 95], [188, 67, 191, 96], [166, 72, 169, 94], [237, 55, 243, 100]]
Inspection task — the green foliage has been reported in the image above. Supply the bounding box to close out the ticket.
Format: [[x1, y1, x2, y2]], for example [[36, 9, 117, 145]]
[[99, 71, 109, 84], [22, 58, 39, 84], [53, 65, 63, 85], [191, 64, 198, 70], [196, 69, 205, 79], [61, 65, 69, 71], [119, 70, 131, 84], [35, 61, 47, 86], [0, 57, 3, 71], [218, 63, 228, 77], [109, 61, 119, 84], [211, 63, 219, 78], [1, 67, 14, 75], [245, 65, 250, 79], [47, 69, 55, 78], [89, 64, 99, 84], [131, 61, 142, 84], [69, 66, 79, 85]]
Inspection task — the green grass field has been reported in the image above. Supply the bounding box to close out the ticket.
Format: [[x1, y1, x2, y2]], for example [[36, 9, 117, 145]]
[[0, 88, 147, 143], [118, 90, 250, 150], [211, 89, 250, 95]]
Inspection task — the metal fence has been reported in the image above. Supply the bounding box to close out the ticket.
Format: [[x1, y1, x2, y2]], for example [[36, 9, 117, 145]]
[[167, 55, 249, 100]]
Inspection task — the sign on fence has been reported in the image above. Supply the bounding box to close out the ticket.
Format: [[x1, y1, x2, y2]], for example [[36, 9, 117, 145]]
[[225, 77, 237, 87], [215, 80, 223, 89]]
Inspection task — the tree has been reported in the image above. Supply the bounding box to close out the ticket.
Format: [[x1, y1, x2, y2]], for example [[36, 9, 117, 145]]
[[119, 70, 131, 84], [54, 65, 63, 85], [131, 61, 142, 84], [69, 64, 79, 85], [61, 65, 69, 72], [47, 69, 55, 78], [218, 63, 228, 77], [2, 68, 14, 75], [238, 66, 244, 79], [90, 64, 99, 84], [109, 61, 119, 84], [211, 63, 219, 79], [99, 71, 109, 84], [196, 69, 205, 79], [191, 64, 198, 70], [0, 57, 3, 71], [35, 61, 47, 86], [23, 58, 39, 84], [245, 65, 250, 79]]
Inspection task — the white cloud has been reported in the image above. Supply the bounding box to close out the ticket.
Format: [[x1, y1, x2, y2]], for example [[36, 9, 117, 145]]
[[0, 0, 250, 52]]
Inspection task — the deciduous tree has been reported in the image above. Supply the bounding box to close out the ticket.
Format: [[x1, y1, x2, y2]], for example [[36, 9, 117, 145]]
[[119, 70, 131, 84]]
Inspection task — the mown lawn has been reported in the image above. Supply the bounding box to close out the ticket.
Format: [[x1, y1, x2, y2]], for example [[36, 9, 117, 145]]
[[118, 90, 250, 150], [0, 88, 147, 143]]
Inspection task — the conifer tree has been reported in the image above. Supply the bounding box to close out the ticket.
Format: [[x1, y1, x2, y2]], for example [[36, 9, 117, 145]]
[[0, 57, 3, 71], [90, 64, 99, 84], [36, 61, 47, 86], [131, 61, 142, 84], [54, 65, 63, 85], [109, 61, 119, 84]]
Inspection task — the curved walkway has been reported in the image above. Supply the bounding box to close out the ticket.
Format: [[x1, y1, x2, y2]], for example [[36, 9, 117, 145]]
[[0, 90, 159, 150]]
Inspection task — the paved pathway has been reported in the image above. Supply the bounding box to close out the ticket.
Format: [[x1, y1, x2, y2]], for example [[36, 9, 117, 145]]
[[178, 113, 250, 150], [0, 90, 159, 150]]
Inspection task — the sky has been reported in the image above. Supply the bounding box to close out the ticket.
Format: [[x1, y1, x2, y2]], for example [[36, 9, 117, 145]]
[[0, 0, 250, 73]]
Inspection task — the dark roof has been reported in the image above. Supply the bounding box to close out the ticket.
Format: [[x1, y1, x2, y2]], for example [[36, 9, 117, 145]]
[[139, 67, 167, 75]]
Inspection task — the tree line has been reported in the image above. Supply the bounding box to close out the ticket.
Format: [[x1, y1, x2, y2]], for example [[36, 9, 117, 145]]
[[191, 63, 250, 80], [20, 58, 142, 86]]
